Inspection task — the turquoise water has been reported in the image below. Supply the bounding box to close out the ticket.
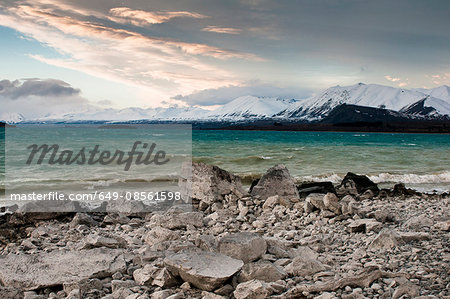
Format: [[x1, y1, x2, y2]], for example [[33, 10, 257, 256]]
[[193, 130, 450, 192], [1, 127, 449, 200]]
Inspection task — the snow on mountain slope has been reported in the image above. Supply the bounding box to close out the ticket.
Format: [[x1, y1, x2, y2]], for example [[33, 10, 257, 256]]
[[278, 83, 449, 121], [9, 83, 450, 123], [414, 85, 450, 103], [36, 106, 208, 122], [0, 112, 25, 123], [207, 96, 297, 120]]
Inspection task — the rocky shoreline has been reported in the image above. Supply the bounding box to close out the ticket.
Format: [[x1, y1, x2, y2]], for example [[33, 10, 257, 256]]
[[0, 163, 449, 299]]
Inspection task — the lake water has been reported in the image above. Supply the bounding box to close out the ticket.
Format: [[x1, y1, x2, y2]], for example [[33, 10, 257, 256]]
[[1, 126, 449, 206], [193, 130, 450, 192]]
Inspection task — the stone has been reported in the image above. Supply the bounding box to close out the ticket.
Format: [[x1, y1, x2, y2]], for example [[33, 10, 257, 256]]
[[284, 254, 327, 276], [297, 182, 336, 198], [250, 164, 299, 201], [306, 193, 326, 211], [164, 251, 243, 291], [0, 287, 23, 299], [338, 172, 379, 196], [399, 232, 431, 242], [233, 279, 273, 299], [323, 192, 340, 214], [340, 195, 357, 215], [111, 280, 136, 293], [237, 260, 286, 283], [370, 229, 403, 250], [70, 213, 98, 228], [179, 162, 247, 209], [218, 232, 267, 263], [81, 234, 126, 249], [403, 215, 434, 230], [262, 195, 280, 210], [150, 212, 204, 230], [263, 237, 291, 258], [0, 248, 126, 290], [348, 219, 383, 233], [152, 268, 179, 288], [434, 220, 450, 231], [63, 278, 103, 296], [144, 226, 179, 246], [151, 290, 174, 299], [133, 264, 159, 285]]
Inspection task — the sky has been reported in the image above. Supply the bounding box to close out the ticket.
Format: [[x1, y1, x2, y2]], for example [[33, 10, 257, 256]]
[[0, 0, 449, 117]]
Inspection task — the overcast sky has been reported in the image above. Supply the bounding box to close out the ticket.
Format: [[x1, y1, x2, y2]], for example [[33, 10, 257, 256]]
[[0, 0, 449, 110]]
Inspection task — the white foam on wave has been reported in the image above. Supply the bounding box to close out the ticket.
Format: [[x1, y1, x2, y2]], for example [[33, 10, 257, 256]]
[[296, 171, 450, 192], [368, 172, 450, 184]]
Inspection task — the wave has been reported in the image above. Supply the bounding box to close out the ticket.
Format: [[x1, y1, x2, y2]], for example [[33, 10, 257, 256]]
[[368, 172, 450, 184], [296, 171, 450, 189]]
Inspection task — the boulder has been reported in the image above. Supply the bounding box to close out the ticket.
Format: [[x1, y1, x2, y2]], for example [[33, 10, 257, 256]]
[[70, 213, 98, 228], [179, 162, 247, 210], [348, 219, 383, 233], [370, 229, 403, 250], [233, 279, 273, 299], [305, 193, 326, 211], [144, 226, 179, 246], [323, 192, 341, 214], [297, 182, 336, 197], [250, 164, 299, 201], [218, 232, 267, 263], [284, 247, 326, 276], [338, 172, 379, 196], [164, 251, 243, 291], [403, 215, 434, 230], [237, 260, 286, 283], [262, 195, 280, 210], [0, 248, 126, 290]]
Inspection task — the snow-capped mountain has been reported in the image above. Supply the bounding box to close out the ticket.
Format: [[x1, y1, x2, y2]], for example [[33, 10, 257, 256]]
[[207, 96, 298, 120], [0, 112, 25, 123], [3, 83, 449, 124], [277, 83, 450, 121], [34, 106, 207, 122]]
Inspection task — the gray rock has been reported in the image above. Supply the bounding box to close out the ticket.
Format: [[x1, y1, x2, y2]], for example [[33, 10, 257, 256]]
[[434, 220, 450, 231], [144, 226, 179, 246], [81, 234, 126, 249], [234, 279, 273, 299], [284, 247, 326, 276], [323, 192, 341, 214], [262, 195, 280, 210], [164, 251, 243, 291], [150, 212, 204, 230], [306, 193, 326, 211], [348, 219, 383, 233], [237, 260, 286, 283], [179, 162, 247, 209], [370, 229, 403, 250], [0, 248, 126, 290], [70, 213, 98, 228], [218, 232, 267, 263], [250, 164, 299, 201], [399, 232, 431, 242], [403, 215, 434, 230]]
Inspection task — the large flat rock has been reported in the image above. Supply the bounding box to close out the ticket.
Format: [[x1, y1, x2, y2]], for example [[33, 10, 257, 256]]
[[164, 251, 244, 291], [0, 248, 126, 290]]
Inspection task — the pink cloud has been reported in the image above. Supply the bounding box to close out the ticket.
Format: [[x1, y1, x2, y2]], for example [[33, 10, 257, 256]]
[[202, 26, 242, 34], [109, 7, 207, 26], [384, 75, 400, 82]]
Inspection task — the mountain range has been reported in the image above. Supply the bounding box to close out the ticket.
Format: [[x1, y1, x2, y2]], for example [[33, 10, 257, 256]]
[[2, 83, 449, 124]]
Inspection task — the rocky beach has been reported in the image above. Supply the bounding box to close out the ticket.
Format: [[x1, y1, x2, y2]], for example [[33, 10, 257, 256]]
[[0, 163, 449, 299]]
